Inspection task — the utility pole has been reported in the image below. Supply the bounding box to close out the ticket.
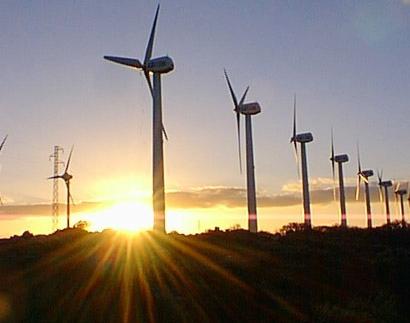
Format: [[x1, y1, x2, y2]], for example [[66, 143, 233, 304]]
[[49, 146, 64, 231]]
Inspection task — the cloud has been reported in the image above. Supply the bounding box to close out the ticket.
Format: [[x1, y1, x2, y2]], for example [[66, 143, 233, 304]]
[[0, 201, 108, 220], [167, 187, 247, 209], [166, 181, 390, 209], [0, 180, 395, 217], [401, 0, 410, 5]]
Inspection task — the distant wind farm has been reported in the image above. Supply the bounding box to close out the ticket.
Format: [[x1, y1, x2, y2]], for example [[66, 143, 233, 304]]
[[0, 3, 409, 235], [2, 2, 410, 322]]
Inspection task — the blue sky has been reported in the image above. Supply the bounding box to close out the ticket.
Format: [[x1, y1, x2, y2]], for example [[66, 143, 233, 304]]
[[0, 0, 410, 234]]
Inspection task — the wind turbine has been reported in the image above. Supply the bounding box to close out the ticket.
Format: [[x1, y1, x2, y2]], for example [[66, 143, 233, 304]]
[[290, 95, 313, 229], [394, 182, 408, 227], [329, 130, 349, 227], [377, 170, 393, 225], [0, 135, 8, 205], [104, 4, 174, 232], [355, 146, 374, 229], [49, 146, 74, 229], [224, 70, 261, 233]]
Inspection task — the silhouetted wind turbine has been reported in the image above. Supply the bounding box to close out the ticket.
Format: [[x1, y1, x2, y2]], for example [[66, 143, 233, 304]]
[[377, 170, 393, 225], [0, 135, 8, 205], [394, 181, 408, 227], [290, 95, 313, 229], [224, 70, 261, 233], [104, 4, 174, 232], [49, 146, 74, 229], [355, 145, 374, 228], [330, 130, 349, 227]]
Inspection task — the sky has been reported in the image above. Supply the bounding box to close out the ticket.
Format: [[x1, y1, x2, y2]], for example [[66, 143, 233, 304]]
[[0, 0, 410, 236]]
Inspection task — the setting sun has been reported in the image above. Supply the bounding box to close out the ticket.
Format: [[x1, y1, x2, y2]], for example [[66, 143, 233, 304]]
[[88, 202, 153, 233]]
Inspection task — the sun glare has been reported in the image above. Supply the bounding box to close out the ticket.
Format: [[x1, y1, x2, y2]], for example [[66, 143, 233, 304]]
[[89, 202, 153, 233]]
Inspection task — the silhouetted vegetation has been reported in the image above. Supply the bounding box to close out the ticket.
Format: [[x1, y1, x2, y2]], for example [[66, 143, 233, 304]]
[[1, 225, 410, 322]]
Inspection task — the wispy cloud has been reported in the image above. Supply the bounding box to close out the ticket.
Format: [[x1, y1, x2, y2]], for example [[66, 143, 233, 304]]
[[401, 0, 410, 5], [167, 180, 389, 210], [0, 179, 395, 216], [0, 201, 108, 220]]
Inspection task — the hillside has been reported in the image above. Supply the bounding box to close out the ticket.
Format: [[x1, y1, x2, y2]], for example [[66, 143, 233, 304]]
[[1, 225, 410, 322]]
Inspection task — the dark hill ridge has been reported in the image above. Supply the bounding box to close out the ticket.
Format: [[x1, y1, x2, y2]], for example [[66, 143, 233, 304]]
[[1, 226, 410, 322]]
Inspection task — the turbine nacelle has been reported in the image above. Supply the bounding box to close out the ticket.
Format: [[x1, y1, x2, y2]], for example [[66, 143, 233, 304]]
[[293, 132, 313, 143], [332, 154, 349, 163], [360, 170, 374, 178], [146, 56, 174, 74], [380, 180, 393, 187], [396, 189, 407, 195], [239, 102, 261, 115]]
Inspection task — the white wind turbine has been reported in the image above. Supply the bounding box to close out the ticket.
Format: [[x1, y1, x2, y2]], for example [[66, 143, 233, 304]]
[[377, 170, 393, 225], [394, 181, 408, 227], [290, 96, 313, 229], [104, 5, 174, 232], [330, 130, 349, 227], [224, 70, 261, 233], [0, 135, 8, 205], [355, 145, 374, 229]]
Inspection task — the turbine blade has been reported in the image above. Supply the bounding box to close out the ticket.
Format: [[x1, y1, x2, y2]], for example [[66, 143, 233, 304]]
[[69, 193, 75, 206], [65, 146, 74, 173], [377, 169, 382, 184], [290, 95, 300, 179], [144, 4, 160, 67], [0, 135, 8, 152], [356, 175, 361, 200], [360, 174, 369, 184], [48, 175, 62, 180], [104, 56, 142, 69], [224, 69, 242, 173], [224, 69, 239, 109], [378, 186, 383, 203], [162, 124, 168, 141], [292, 94, 297, 142], [356, 143, 361, 174], [236, 108, 242, 174], [235, 86, 248, 172], [239, 86, 249, 106], [293, 142, 300, 179], [331, 128, 336, 200], [144, 70, 154, 97]]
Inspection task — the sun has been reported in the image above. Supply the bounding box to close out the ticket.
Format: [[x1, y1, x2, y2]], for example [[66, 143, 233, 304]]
[[88, 201, 153, 233]]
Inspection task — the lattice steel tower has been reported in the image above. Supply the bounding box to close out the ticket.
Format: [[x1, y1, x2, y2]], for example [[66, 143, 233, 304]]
[[49, 146, 64, 231]]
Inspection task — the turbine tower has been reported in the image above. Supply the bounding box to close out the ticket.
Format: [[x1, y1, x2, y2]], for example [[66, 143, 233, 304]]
[[394, 182, 408, 227], [290, 96, 313, 229], [0, 135, 8, 205], [49, 146, 74, 229], [104, 4, 173, 233], [224, 70, 261, 233], [377, 170, 393, 225], [329, 130, 349, 227], [355, 146, 374, 229]]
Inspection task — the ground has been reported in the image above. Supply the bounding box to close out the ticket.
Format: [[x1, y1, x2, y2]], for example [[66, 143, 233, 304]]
[[1, 224, 410, 322]]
